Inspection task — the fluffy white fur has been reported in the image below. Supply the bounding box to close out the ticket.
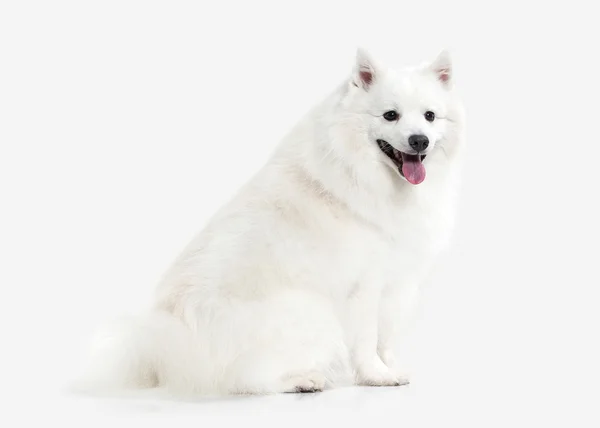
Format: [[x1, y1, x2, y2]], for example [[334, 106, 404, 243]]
[[78, 48, 465, 397]]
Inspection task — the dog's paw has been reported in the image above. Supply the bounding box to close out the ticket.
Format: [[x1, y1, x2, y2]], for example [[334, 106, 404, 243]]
[[378, 349, 410, 385], [283, 371, 326, 393], [389, 370, 410, 386], [356, 357, 404, 387], [356, 356, 410, 387]]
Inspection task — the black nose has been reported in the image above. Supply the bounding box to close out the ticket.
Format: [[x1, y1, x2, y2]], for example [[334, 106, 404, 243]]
[[408, 134, 429, 152]]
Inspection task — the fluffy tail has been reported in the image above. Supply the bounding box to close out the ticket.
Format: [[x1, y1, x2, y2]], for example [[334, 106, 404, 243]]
[[72, 310, 197, 396]]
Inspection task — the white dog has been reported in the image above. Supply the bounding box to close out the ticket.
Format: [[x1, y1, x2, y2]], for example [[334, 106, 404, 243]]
[[80, 48, 465, 396]]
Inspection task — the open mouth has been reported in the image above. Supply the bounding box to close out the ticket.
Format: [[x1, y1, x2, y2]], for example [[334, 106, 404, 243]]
[[376, 139, 427, 185]]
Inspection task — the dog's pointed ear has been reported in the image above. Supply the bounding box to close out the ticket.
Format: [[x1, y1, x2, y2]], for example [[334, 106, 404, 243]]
[[353, 48, 378, 91], [429, 50, 452, 87]]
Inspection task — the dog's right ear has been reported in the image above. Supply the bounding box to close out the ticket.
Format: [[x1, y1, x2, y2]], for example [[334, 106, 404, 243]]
[[429, 50, 452, 87], [352, 48, 378, 91]]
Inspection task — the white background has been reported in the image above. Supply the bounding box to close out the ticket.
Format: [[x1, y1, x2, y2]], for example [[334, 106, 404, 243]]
[[1, 0, 599, 426]]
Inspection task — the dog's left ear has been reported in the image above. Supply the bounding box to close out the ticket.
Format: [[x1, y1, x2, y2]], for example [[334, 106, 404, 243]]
[[429, 50, 452, 87]]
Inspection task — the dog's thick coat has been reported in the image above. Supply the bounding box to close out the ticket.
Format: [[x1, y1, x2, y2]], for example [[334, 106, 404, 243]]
[[80, 49, 465, 396]]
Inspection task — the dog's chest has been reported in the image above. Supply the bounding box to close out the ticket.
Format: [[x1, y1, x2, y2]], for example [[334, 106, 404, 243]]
[[343, 180, 456, 289], [292, 191, 453, 295], [383, 180, 457, 280], [269, 161, 458, 294]]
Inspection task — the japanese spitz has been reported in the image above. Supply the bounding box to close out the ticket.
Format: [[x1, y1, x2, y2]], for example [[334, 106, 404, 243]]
[[79, 48, 465, 396]]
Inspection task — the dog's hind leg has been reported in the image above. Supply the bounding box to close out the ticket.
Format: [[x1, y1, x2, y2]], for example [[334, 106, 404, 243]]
[[217, 290, 351, 395]]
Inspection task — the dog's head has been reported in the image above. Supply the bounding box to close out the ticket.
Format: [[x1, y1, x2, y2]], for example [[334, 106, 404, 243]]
[[337, 49, 462, 185]]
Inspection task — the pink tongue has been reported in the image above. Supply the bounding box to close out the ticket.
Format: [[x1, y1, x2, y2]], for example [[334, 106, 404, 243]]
[[401, 153, 426, 185]]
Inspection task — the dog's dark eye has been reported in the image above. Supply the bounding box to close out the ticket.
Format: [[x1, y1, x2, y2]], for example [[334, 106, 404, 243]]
[[424, 111, 435, 122], [383, 111, 398, 121]]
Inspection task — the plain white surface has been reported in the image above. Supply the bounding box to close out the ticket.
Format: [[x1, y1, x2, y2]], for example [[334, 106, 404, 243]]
[[1, 0, 599, 426]]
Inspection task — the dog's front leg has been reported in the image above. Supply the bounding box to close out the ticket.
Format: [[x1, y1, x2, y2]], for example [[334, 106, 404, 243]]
[[376, 283, 420, 385], [345, 285, 402, 387]]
